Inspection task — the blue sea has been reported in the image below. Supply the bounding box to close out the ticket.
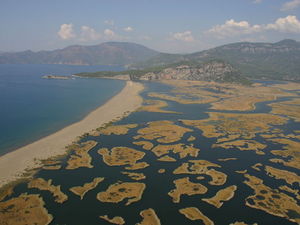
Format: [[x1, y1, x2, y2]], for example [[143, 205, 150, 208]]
[[0, 64, 125, 156]]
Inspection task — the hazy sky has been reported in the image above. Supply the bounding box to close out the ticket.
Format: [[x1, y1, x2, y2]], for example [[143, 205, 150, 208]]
[[1, 0, 300, 53]]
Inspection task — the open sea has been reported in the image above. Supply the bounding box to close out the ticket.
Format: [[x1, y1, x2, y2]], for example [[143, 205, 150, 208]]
[[0, 64, 125, 156]]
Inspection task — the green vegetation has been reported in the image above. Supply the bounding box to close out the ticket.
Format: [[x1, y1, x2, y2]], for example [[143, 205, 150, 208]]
[[76, 59, 251, 85], [132, 39, 300, 81], [76, 65, 166, 80]]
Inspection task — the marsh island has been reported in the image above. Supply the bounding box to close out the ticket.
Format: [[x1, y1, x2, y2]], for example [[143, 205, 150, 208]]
[[0, 79, 299, 225]]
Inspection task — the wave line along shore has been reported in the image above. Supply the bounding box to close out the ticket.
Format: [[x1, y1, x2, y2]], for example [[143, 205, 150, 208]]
[[0, 81, 144, 188]]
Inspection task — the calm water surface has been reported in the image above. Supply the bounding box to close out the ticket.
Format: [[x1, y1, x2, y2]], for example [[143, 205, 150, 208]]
[[0, 64, 124, 155], [2, 79, 300, 225]]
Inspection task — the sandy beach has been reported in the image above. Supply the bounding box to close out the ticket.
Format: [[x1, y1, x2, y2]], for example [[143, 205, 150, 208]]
[[0, 81, 144, 188]]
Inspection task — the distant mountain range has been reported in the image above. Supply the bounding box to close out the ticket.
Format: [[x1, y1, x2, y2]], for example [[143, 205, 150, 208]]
[[1, 39, 300, 81], [0, 42, 159, 66]]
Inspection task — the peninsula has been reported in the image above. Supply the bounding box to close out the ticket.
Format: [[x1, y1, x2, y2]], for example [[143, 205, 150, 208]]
[[42, 75, 70, 80]]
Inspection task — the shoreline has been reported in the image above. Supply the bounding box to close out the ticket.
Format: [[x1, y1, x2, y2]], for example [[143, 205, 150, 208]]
[[0, 81, 144, 188]]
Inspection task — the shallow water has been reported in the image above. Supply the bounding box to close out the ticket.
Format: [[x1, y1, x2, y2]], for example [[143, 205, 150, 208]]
[[3, 80, 300, 225]]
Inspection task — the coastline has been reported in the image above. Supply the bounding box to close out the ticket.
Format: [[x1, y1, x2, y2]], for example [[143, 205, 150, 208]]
[[0, 81, 144, 188]]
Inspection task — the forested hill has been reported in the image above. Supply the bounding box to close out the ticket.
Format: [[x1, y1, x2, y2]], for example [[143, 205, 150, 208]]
[[132, 39, 300, 81]]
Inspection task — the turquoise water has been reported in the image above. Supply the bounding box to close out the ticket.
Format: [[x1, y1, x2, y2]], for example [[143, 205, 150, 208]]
[[0, 64, 125, 155]]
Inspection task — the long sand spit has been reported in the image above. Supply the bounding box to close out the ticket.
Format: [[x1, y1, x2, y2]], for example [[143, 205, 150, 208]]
[[0, 81, 144, 188]]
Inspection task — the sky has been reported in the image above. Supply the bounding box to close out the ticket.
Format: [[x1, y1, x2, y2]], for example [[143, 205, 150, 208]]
[[1, 0, 300, 53]]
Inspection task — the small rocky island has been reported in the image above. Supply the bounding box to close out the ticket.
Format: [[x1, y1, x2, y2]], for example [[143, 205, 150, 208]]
[[42, 75, 70, 80]]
